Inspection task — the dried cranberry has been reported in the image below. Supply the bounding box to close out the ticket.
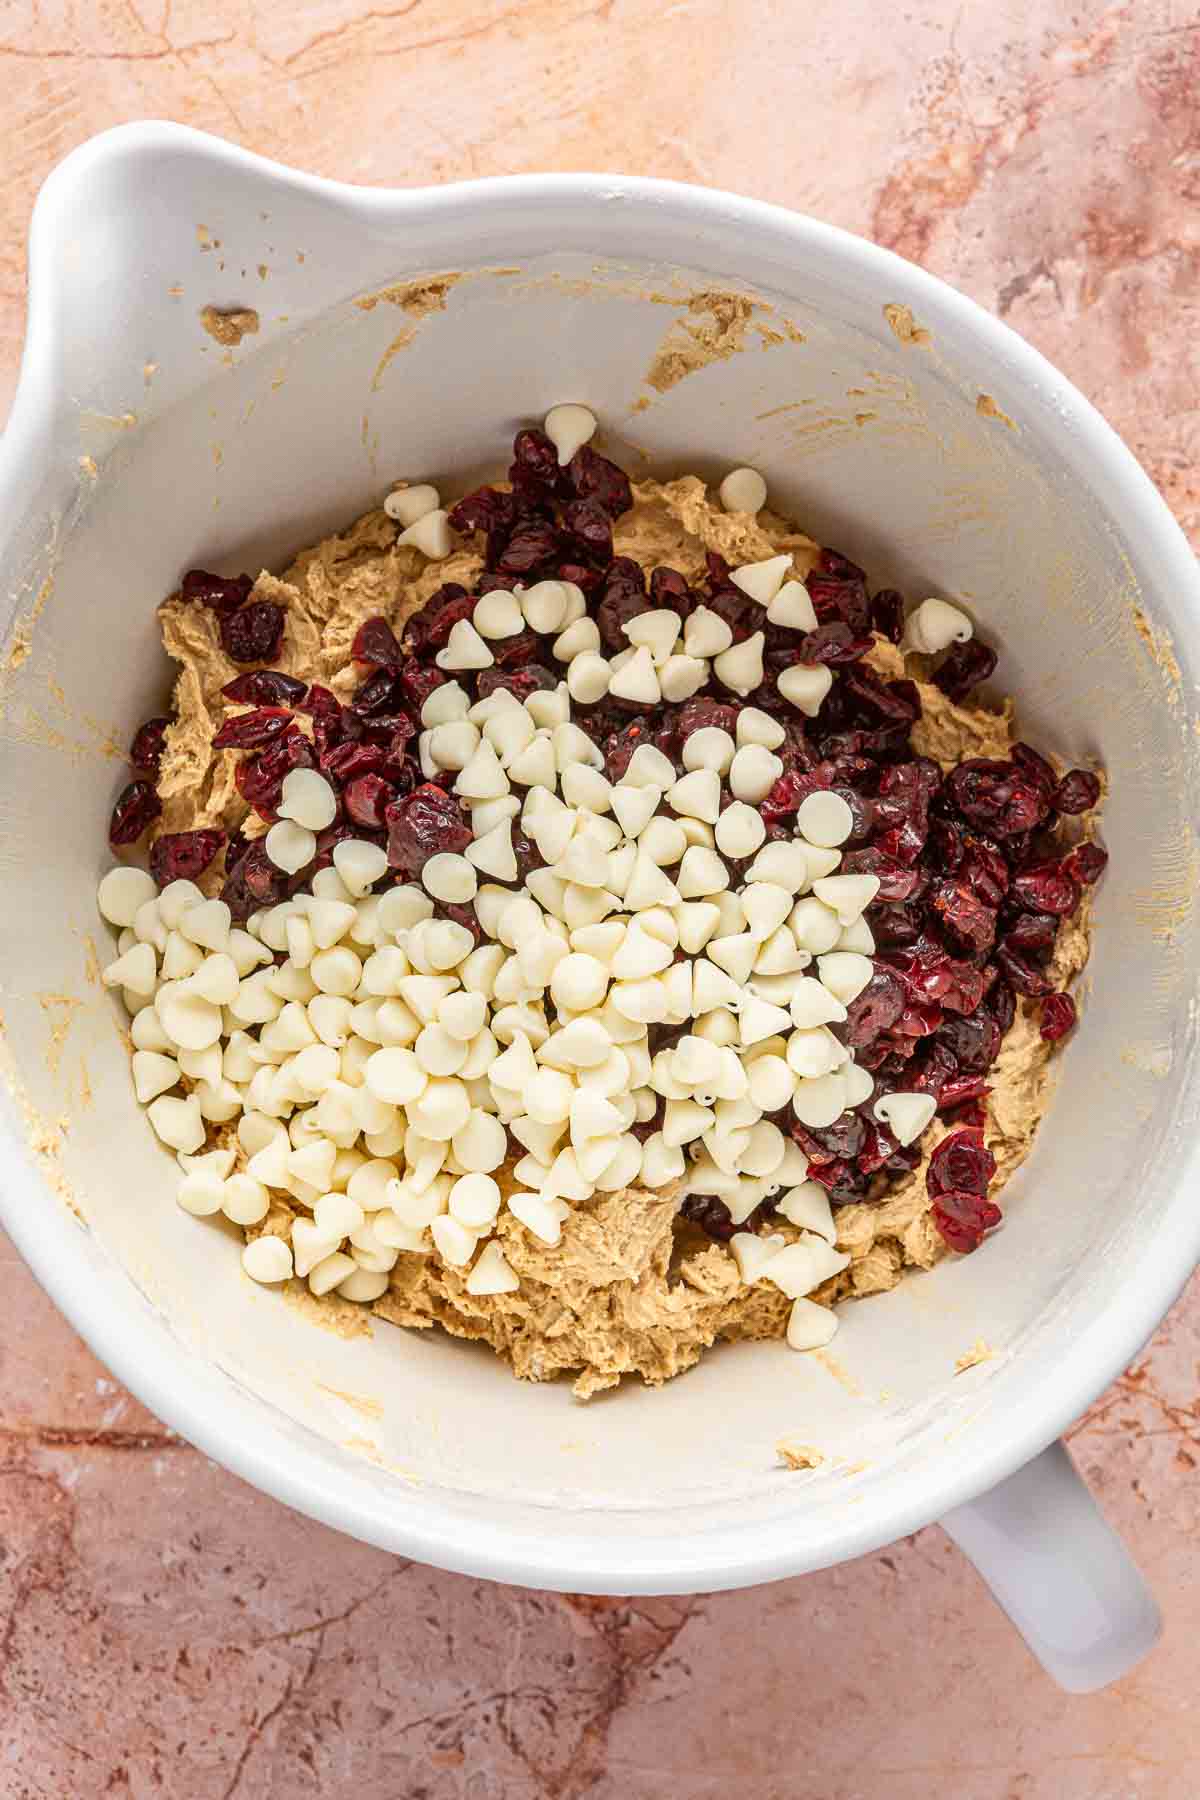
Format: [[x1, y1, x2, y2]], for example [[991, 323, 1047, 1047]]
[[797, 622, 873, 664], [890, 942, 987, 1016], [706, 587, 764, 646], [447, 485, 518, 542], [995, 944, 1054, 998], [986, 979, 1016, 1038], [869, 587, 904, 642], [318, 739, 382, 784], [180, 568, 252, 614], [221, 841, 285, 919], [936, 1011, 1002, 1073], [352, 616, 405, 668], [843, 667, 920, 723], [221, 670, 306, 709], [679, 1194, 739, 1243], [349, 670, 404, 721], [405, 584, 473, 655], [508, 426, 562, 495], [221, 601, 285, 664], [1002, 911, 1058, 958], [561, 497, 614, 565], [109, 779, 162, 845], [649, 567, 692, 612], [1062, 841, 1108, 887], [946, 759, 1049, 837], [476, 664, 557, 703], [1039, 992, 1077, 1040], [844, 968, 906, 1048], [496, 520, 561, 576], [869, 902, 923, 949], [435, 900, 483, 945], [398, 658, 447, 714], [385, 784, 471, 877], [602, 718, 653, 782], [212, 707, 295, 751], [236, 731, 315, 817], [840, 847, 923, 902], [957, 835, 1010, 908], [149, 828, 226, 887], [932, 1190, 1002, 1253], [1012, 861, 1080, 917], [344, 773, 396, 829], [475, 570, 522, 596], [927, 1126, 995, 1198], [933, 639, 998, 701], [129, 716, 170, 774], [928, 880, 997, 954], [857, 1119, 899, 1175], [566, 444, 633, 516], [1053, 769, 1101, 814], [596, 558, 650, 652], [1009, 742, 1057, 796], [490, 630, 545, 669], [298, 683, 339, 720], [807, 570, 870, 634]]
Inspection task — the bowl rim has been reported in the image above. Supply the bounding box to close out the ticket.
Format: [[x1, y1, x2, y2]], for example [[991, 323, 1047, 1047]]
[[4, 120, 1199, 1590]]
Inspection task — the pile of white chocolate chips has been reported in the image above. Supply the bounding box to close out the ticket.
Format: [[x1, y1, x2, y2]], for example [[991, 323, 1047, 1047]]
[[97, 406, 986, 1357]]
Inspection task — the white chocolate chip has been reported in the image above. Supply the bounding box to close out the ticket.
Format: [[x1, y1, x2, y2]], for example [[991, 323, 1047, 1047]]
[[265, 820, 316, 876], [786, 1297, 839, 1350], [683, 606, 733, 658], [730, 554, 792, 605], [543, 402, 597, 465], [728, 744, 783, 805], [797, 790, 854, 848], [712, 631, 764, 697], [903, 597, 973, 654], [277, 768, 338, 832], [718, 466, 768, 513], [98, 866, 158, 927], [437, 619, 494, 671], [767, 580, 818, 631], [385, 482, 439, 526], [778, 663, 833, 716], [873, 1091, 937, 1146], [397, 508, 453, 558]]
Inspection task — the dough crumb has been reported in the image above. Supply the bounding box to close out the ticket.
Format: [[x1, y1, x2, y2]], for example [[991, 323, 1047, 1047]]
[[777, 1440, 826, 1471], [954, 1337, 995, 1374], [199, 306, 260, 347], [883, 302, 931, 346]]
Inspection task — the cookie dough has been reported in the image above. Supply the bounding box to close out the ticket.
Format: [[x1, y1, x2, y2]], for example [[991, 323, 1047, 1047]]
[[155, 477, 1092, 1397]]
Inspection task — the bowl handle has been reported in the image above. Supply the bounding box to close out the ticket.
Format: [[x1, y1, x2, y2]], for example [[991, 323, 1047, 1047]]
[[939, 1439, 1161, 1691]]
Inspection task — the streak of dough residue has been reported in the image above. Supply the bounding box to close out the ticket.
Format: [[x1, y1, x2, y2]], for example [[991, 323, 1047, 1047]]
[[643, 289, 806, 395], [0, 1006, 84, 1220], [5, 572, 54, 672], [371, 325, 417, 392], [811, 1349, 864, 1396], [38, 993, 84, 1075], [355, 272, 463, 316], [1132, 603, 1182, 693], [883, 303, 931, 345], [954, 1337, 994, 1374], [976, 392, 1016, 429], [316, 1382, 384, 1419]]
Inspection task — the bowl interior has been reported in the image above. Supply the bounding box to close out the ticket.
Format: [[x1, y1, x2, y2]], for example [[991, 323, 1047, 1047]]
[[1, 138, 1197, 1585]]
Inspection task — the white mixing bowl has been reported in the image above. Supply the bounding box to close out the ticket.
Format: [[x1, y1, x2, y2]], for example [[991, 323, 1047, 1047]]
[[1, 123, 1195, 1691]]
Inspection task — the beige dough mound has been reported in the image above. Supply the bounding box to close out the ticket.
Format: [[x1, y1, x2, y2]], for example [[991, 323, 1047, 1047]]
[[155, 476, 1093, 1398]]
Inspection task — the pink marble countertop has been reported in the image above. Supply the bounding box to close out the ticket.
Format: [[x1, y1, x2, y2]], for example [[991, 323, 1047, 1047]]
[[3, 3, 1200, 1793]]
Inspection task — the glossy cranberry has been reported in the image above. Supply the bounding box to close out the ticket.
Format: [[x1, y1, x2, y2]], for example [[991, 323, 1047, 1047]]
[[447, 485, 519, 549], [869, 587, 904, 642], [352, 616, 405, 668], [929, 879, 997, 953], [149, 828, 226, 887], [857, 1118, 900, 1175], [797, 622, 873, 664], [649, 566, 692, 612], [1011, 741, 1058, 796], [1002, 910, 1058, 958], [561, 497, 613, 565], [348, 670, 403, 721], [1053, 769, 1101, 814], [509, 427, 562, 496], [1012, 860, 1080, 917], [932, 1190, 1003, 1253], [212, 707, 295, 751], [706, 587, 764, 646], [957, 835, 1010, 908], [893, 942, 988, 1015], [180, 568, 252, 614], [385, 783, 471, 877], [933, 639, 998, 701], [807, 570, 870, 634], [220, 601, 285, 664], [936, 1011, 1002, 1073], [1040, 992, 1077, 1041], [405, 584, 473, 655], [1062, 840, 1108, 886], [758, 769, 817, 825], [602, 718, 654, 782], [679, 1194, 739, 1243], [676, 696, 739, 742], [945, 759, 1049, 837], [398, 658, 447, 713], [129, 716, 170, 773], [874, 756, 939, 834], [221, 841, 286, 919], [235, 732, 315, 818], [108, 779, 162, 845], [844, 968, 907, 1048], [476, 664, 557, 703], [843, 667, 920, 723], [341, 773, 395, 829], [490, 630, 545, 669], [840, 847, 924, 902], [298, 683, 339, 720], [995, 943, 1054, 998], [566, 443, 633, 516], [927, 1126, 995, 1199], [495, 520, 561, 576], [596, 557, 650, 651], [220, 671, 305, 710]]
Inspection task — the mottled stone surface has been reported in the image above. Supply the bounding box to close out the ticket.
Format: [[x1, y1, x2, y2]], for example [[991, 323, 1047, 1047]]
[[2, 2, 1200, 1793]]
